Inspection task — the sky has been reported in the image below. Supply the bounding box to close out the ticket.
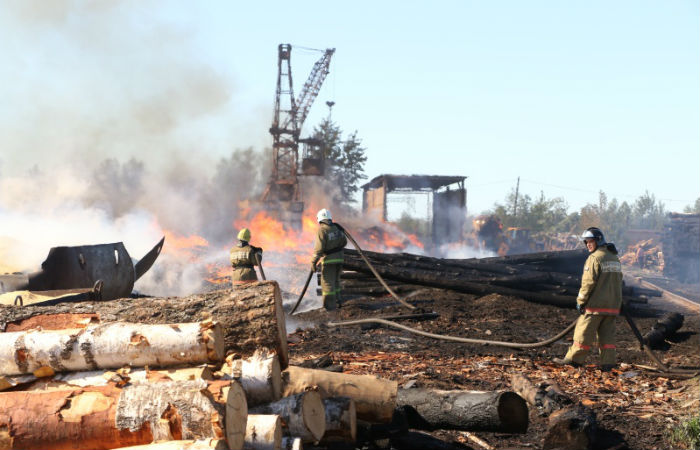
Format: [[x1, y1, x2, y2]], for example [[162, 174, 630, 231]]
[[0, 0, 698, 215]]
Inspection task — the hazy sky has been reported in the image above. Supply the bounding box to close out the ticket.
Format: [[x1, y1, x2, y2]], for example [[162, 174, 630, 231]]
[[1, 0, 698, 215]]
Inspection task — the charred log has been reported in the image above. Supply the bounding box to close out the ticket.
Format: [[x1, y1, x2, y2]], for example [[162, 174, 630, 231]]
[[510, 373, 572, 415], [643, 312, 685, 349], [396, 388, 528, 433], [543, 405, 598, 450]]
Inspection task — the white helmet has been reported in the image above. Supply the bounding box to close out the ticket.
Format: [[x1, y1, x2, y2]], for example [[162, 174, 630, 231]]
[[316, 208, 332, 222], [581, 227, 605, 245]]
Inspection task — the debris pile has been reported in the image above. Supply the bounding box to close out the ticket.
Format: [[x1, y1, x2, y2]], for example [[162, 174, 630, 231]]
[[620, 238, 664, 272]]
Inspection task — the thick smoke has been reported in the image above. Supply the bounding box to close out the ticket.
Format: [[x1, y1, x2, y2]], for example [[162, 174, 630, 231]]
[[0, 2, 489, 299], [0, 1, 270, 294]]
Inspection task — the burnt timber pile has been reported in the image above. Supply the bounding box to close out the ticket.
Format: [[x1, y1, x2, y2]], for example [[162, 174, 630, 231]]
[[296, 247, 699, 450], [339, 248, 659, 309]]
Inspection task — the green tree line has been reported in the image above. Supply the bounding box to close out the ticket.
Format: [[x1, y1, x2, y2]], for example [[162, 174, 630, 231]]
[[488, 189, 699, 248]]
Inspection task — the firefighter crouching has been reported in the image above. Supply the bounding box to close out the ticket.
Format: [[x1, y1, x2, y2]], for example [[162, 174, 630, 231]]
[[311, 209, 348, 311], [554, 227, 623, 371], [230, 228, 263, 286]]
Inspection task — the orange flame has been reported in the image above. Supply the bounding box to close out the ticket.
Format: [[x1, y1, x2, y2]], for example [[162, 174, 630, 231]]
[[233, 210, 316, 255], [158, 205, 427, 287], [161, 229, 209, 261]]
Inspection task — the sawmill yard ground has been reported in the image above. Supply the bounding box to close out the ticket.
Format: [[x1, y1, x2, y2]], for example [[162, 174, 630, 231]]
[[290, 288, 700, 450]]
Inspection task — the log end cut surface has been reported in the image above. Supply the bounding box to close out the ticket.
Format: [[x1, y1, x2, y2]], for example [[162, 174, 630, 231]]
[[223, 381, 248, 450], [302, 390, 326, 443], [496, 391, 529, 434]]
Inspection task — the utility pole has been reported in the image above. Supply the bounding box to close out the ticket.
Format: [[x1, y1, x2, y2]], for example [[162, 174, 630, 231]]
[[512, 176, 520, 224]]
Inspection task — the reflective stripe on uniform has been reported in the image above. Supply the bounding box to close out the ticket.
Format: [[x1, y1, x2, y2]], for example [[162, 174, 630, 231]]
[[600, 344, 616, 349], [585, 307, 620, 314], [322, 258, 343, 264], [322, 288, 342, 296], [232, 280, 255, 285], [231, 251, 249, 261], [601, 261, 622, 272], [573, 341, 591, 350]]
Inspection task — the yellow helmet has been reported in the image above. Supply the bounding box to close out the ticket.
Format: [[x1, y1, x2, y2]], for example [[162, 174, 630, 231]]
[[237, 228, 251, 241]]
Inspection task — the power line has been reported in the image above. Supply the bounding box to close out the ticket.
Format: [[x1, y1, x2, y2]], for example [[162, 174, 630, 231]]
[[292, 45, 326, 53], [520, 179, 692, 204], [468, 179, 517, 188], [468, 178, 693, 205]]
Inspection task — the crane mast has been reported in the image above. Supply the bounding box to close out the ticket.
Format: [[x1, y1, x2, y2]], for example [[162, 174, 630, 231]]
[[261, 43, 335, 229]]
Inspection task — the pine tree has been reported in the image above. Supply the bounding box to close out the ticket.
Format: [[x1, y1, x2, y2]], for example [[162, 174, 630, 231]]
[[312, 118, 367, 205]]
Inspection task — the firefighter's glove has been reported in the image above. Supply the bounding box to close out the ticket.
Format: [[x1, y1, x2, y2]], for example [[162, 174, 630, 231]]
[[576, 303, 585, 315]]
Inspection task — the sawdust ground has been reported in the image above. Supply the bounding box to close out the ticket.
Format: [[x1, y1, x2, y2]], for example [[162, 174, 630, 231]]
[[290, 289, 700, 450]]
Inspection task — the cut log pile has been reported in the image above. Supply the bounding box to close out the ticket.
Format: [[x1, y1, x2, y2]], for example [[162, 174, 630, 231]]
[[340, 248, 660, 308], [0, 281, 533, 449], [0, 319, 248, 450]]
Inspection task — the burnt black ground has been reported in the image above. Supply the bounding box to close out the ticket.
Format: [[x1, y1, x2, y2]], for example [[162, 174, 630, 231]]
[[290, 287, 700, 450]]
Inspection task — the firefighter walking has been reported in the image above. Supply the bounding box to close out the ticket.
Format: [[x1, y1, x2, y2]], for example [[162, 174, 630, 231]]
[[311, 209, 348, 310], [555, 227, 623, 371], [230, 228, 263, 286]]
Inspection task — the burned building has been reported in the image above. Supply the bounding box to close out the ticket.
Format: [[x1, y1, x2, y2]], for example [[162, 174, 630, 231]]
[[361, 174, 467, 245]]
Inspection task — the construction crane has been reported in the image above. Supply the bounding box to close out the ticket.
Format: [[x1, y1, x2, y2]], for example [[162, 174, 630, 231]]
[[261, 43, 335, 229]]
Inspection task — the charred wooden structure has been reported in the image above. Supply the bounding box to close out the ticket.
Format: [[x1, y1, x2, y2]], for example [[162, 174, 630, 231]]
[[361, 174, 467, 245]]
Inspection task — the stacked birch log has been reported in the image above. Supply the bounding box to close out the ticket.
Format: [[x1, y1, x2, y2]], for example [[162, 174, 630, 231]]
[[339, 248, 660, 308], [0, 282, 370, 450], [0, 283, 285, 450], [0, 318, 248, 450]]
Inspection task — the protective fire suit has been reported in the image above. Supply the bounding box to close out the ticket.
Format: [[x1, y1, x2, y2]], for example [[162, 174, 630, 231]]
[[311, 220, 347, 310], [230, 241, 262, 286], [564, 244, 623, 365]]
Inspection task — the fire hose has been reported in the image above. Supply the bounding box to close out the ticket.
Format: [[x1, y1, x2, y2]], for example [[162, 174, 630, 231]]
[[328, 316, 578, 349], [339, 225, 415, 311], [290, 269, 314, 315], [290, 224, 416, 315], [328, 309, 699, 376]]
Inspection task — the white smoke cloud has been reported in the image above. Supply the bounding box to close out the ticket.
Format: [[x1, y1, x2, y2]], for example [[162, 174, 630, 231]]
[[0, 1, 271, 295]]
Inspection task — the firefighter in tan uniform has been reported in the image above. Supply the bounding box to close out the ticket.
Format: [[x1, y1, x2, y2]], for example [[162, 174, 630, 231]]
[[555, 227, 623, 371], [230, 228, 263, 286], [311, 209, 347, 310]]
